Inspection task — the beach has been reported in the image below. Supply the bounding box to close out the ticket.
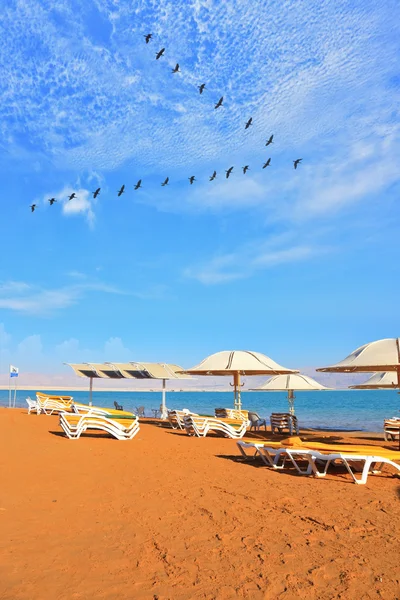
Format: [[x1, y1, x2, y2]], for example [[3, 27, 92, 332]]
[[1, 409, 400, 599]]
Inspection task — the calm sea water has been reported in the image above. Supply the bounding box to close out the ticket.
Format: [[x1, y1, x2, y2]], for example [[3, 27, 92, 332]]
[[1, 389, 399, 431]]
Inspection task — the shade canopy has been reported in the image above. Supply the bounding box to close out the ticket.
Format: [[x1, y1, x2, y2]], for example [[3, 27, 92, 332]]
[[180, 350, 298, 411], [67, 362, 187, 380], [317, 338, 400, 373], [252, 373, 329, 392], [66, 362, 189, 418], [181, 350, 298, 376], [110, 362, 188, 380], [349, 372, 397, 389]]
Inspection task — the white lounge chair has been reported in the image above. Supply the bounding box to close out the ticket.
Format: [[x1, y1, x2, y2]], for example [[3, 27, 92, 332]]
[[214, 408, 249, 421], [26, 396, 38, 414], [236, 441, 400, 484], [36, 393, 74, 415], [59, 413, 140, 441], [183, 415, 248, 439], [237, 441, 313, 474], [270, 413, 299, 435], [167, 409, 198, 429], [303, 451, 400, 485], [384, 418, 400, 441]]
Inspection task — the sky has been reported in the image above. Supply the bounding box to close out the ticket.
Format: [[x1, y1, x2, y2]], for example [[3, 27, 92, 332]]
[[0, 0, 399, 379]]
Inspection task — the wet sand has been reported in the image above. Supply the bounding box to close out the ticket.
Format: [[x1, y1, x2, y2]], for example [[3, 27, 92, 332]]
[[1, 409, 400, 599]]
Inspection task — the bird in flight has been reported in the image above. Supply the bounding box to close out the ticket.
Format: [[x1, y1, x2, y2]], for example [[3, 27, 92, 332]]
[[172, 63, 180, 74], [189, 176, 196, 185], [209, 171, 217, 181], [242, 165, 249, 174], [215, 96, 223, 109], [68, 193, 76, 201], [293, 158, 302, 169], [118, 185, 125, 196], [144, 34, 152, 44], [263, 158, 271, 168], [48, 198, 56, 205], [198, 83, 206, 94], [265, 134, 274, 146], [225, 167, 234, 179], [245, 117, 253, 130], [92, 188, 100, 198], [156, 48, 165, 60], [161, 177, 169, 187], [134, 180, 142, 190], [30, 204, 36, 212]]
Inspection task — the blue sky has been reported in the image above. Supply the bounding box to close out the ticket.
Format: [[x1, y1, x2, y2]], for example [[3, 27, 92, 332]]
[[0, 0, 399, 377]]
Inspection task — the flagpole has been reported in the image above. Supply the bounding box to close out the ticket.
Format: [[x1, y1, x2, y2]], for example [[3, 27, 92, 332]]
[[8, 364, 11, 408], [13, 375, 17, 407]]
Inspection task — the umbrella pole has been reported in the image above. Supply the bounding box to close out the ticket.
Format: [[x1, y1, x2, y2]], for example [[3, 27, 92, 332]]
[[89, 377, 93, 407], [233, 372, 242, 411], [288, 389, 295, 415], [397, 368, 400, 451], [161, 379, 167, 420]]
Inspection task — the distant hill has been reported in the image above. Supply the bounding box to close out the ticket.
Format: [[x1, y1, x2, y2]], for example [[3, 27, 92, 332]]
[[0, 368, 372, 391]]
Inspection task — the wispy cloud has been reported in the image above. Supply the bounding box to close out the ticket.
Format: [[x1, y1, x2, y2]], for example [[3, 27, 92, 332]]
[[1, 0, 398, 181], [184, 234, 319, 284], [0, 280, 125, 315]]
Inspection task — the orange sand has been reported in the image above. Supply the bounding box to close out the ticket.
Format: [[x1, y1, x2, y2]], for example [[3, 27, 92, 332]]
[[1, 409, 400, 600]]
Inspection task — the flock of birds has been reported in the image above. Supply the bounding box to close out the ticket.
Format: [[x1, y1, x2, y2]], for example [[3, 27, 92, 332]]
[[29, 34, 303, 213]]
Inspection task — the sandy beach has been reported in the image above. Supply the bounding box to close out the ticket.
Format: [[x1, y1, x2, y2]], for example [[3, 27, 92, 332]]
[[1, 409, 400, 600]]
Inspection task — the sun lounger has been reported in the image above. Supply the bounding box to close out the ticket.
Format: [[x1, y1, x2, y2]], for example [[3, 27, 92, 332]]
[[72, 403, 134, 418], [384, 418, 400, 441], [214, 408, 249, 421], [36, 393, 74, 415], [270, 413, 299, 435], [237, 440, 400, 483], [301, 451, 400, 484], [237, 441, 313, 474], [26, 396, 38, 414], [183, 415, 248, 439], [239, 435, 400, 460], [167, 409, 198, 429], [59, 413, 140, 440]]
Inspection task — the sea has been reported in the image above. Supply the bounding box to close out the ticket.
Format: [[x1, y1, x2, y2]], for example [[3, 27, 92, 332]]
[[1, 388, 399, 432]]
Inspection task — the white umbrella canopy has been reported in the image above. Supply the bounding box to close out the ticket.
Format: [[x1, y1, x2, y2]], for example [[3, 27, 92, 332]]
[[349, 372, 397, 389], [318, 338, 400, 449], [251, 373, 329, 414], [317, 338, 400, 373], [180, 350, 298, 410]]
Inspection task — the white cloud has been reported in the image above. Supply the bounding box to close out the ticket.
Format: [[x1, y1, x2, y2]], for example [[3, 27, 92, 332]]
[[104, 337, 132, 361], [184, 234, 318, 284], [1, 0, 398, 178], [0, 328, 135, 374], [60, 186, 96, 228], [0, 279, 126, 315]]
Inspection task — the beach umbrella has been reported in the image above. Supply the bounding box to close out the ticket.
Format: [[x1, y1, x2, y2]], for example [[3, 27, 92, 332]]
[[349, 372, 397, 389], [317, 337, 400, 447], [251, 373, 329, 415], [180, 350, 298, 411]]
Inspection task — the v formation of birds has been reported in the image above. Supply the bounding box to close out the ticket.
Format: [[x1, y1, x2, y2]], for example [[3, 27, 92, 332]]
[[30, 34, 302, 212]]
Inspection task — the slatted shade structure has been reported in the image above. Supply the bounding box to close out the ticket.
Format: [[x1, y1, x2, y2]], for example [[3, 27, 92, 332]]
[[251, 373, 329, 415], [66, 362, 189, 417], [180, 350, 298, 411]]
